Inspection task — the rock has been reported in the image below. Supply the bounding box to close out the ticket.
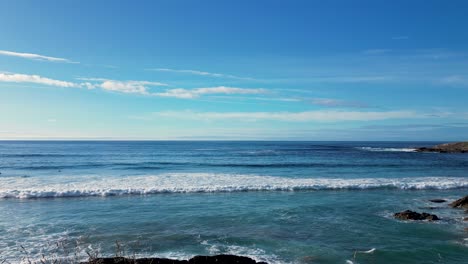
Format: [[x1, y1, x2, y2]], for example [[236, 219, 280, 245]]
[[449, 196, 468, 209], [415, 142, 468, 153], [394, 210, 439, 221], [419, 207, 439, 210], [429, 199, 447, 203], [190, 255, 265, 264], [86, 257, 187, 264], [463, 217, 468, 221], [84, 255, 267, 264]]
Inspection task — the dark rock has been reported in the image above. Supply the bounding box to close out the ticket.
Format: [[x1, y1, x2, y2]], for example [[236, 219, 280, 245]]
[[394, 210, 439, 221], [190, 255, 264, 264], [86, 257, 188, 264], [429, 199, 447, 203], [415, 142, 468, 153], [419, 207, 439, 210], [449, 196, 468, 209], [84, 255, 267, 264]]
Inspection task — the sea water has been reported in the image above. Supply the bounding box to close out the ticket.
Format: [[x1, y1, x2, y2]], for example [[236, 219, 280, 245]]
[[0, 141, 467, 263]]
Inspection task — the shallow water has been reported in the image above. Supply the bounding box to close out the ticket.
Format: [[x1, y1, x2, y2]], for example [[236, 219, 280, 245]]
[[0, 141, 467, 263]]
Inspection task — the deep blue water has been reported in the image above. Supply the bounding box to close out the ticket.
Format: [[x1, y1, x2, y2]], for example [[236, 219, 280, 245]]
[[0, 141, 467, 263]]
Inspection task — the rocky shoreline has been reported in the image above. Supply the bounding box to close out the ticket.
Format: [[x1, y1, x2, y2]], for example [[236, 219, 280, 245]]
[[394, 195, 468, 221], [84, 255, 267, 264], [415, 142, 468, 153]]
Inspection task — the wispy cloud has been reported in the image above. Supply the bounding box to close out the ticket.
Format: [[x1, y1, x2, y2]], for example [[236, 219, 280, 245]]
[[147, 68, 255, 80], [0, 73, 79, 87], [155, 86, 267, 99], [0, 50, 77, 63], [316, 76, 393, 83], [99, 80, 167, 95], [144, 110, 419, 122], [0, 73, 166, 95], [310, 98, 370, 108], [1, 72, 267, 99]]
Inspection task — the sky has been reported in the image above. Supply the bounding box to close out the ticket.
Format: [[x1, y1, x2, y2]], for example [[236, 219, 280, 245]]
[[1, 0, 468, 140]]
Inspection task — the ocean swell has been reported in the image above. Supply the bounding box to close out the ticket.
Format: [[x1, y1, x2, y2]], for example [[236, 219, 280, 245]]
[[1, 173, 467, 199], [357, 147, 417, 152]]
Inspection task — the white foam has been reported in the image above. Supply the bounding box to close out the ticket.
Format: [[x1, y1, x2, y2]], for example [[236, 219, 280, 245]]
[[0, 173, 467, 199], [357, 248, 376, 254], [202, 241, 285, 264], [358, 147, 416, 152]]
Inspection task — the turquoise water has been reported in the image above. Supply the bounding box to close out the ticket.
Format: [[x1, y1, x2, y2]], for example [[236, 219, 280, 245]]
[[0, 141, 467, 263]]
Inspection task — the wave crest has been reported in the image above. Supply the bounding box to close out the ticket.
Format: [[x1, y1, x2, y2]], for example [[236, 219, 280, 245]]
[[1, 173, 467, 199], [358, 147, 416, 152]]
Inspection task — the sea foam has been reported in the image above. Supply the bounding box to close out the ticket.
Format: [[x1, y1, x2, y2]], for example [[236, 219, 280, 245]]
[[1, 173, 467, 199], [358, 147, 417, 152]]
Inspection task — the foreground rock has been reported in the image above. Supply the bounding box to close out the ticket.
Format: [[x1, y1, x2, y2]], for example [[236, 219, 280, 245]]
[[415, 142, 468, 153], [429, 199, 447, 203], [394, 210, 439, 221], [84, 255, 267, 264], [449, 195, 468, 209]]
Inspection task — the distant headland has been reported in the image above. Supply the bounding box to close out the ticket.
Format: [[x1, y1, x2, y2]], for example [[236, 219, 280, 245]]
[[415, 142, 468, 153]]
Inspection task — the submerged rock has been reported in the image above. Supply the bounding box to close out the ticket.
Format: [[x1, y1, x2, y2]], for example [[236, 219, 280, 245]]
[[450, 196, 468, 209], [84, 255, 267, 264], [415, 142, 468, 153], [429, 199, 447, 203], [394, 210, 439, 221]]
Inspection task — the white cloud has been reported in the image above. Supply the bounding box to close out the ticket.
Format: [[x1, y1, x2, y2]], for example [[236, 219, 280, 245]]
[[0, 73, 79, 87], [155, 86, 267, 99], [0, 72, 267, 99], [0, 73, 169, 95], [315, 76, 392, 83], [148, 110, 419, 122], [0, 50, 77, 63], [100, 80, 167, 95], [148, 68, 254, 80], [310, 98, 369, 108]]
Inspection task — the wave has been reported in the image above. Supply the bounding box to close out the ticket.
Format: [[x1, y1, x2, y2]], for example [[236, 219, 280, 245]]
[[0, 173, 467, 199], [358, 147, 417, 152], [0, 153, 91, 158], [8, 161, 418, 170]]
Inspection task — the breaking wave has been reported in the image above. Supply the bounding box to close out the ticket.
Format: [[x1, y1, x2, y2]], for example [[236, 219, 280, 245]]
[[1, 173, 467, 199], [358, 147, 417, 152]]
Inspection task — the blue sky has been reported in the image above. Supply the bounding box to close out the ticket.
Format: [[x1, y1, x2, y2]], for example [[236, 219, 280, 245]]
[[1, 0, 468, 140]]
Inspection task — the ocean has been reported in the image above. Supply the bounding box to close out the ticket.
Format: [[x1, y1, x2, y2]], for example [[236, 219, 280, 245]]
[[0, 141, 467, 263]]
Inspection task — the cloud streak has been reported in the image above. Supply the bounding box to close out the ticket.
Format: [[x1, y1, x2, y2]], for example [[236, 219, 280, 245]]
[[0, 72, 267, 99], [0, 73, 79, 88], [148, 68, 255, 80], [0, 50, 77, 63], [0, 73, 167, 94], [99, 80, 168, 94], [147, 110, 419, 122], [155, 86, 267, 99], [310, 98, 370, 108]]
